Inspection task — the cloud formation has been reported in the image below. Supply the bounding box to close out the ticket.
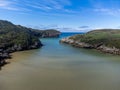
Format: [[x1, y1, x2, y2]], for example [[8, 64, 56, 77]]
[[79, 26, 90, 29], [1, 0, 120, 16], [90, 0, 120, 16], [94, 8, 120, 16], [0, 0, 73, 13], [0, 0, 17, 10]]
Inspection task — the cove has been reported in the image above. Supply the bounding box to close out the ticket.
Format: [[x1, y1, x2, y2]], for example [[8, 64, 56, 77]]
[[0, 33, 120, 90]]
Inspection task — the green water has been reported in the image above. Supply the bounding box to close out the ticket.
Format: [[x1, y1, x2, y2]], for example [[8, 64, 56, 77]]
[[0, 33, 120, 90]]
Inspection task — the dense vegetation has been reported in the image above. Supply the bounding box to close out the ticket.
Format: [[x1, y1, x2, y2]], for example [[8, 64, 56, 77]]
[[69, 29, 120, 49], [0, 20, 60, 68], [31, 29, 61, 38], [0, 20, 42, 51], [0, 20, 60, 51]]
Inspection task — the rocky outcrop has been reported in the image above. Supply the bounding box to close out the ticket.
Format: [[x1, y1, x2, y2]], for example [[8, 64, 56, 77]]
[[0, 40, 42, 69], [0, 20, 61, 69], [60, 37, 120, 55], [60, 37, 94, 49], [97, 45, 120, 55], [0, 49, 11, 69], [4, 41, 42, 53]]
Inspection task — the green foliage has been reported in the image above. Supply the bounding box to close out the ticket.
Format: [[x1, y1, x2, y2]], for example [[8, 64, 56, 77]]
[[0, 20, 40, 49], [0, 20, 60, 50], [31, 29, 61, 38], [69, 29, 120, 49]]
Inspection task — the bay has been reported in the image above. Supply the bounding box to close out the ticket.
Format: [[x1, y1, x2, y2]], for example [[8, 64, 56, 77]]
[[0, 33, 120, 90]]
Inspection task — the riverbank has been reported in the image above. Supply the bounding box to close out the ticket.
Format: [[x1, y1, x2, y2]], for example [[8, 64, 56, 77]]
[[1, 33, 120, 90], [60, 30, 120, 55], [0, 20, 60, 69]]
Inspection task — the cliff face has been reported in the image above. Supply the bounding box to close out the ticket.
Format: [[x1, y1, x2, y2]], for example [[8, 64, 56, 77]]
[[60, 29, 120, 55], [0, 20, 61, 52], [0, 20, 61, 68], [0, 20, 43, 52], [0, 20, 43, 68]]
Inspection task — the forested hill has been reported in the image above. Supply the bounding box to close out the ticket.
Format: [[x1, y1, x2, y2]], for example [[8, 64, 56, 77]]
[[0, 20, 60, 67], [0, 20, 60, 51], [0, 20, 42, 51], [60, 29, 120, 55]]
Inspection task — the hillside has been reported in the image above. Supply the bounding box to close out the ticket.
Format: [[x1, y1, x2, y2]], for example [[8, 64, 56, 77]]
[[60, 29, 120, 55], [0, 20, 43, 52], [31, 29, 60, 38], [0, 20, 60, 68]]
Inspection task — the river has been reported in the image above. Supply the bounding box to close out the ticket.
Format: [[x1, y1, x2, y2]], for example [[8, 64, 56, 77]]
[[0, 33, 120, 90]]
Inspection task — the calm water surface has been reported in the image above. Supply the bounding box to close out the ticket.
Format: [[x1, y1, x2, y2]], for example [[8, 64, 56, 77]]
[[0, 33, 120, 90]]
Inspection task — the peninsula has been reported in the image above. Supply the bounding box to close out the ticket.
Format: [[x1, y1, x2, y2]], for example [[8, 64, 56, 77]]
[[60, 29, 120, 55]]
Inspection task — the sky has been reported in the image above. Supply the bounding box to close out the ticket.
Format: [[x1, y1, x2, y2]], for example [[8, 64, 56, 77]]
[[0, 0, 120, 32]]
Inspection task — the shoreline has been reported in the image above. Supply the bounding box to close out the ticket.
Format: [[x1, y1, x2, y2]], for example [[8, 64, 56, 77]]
[[0, 44, 42, 70], [60, 37, 120, 55], [0, 35, 60, 70]]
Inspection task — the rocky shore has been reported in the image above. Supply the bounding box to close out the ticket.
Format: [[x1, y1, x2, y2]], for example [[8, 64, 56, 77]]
[[0, 41, 42, 70], [0, 20, 60, 69], [60, 37, 120, 55], [0, 50, 11, 70]]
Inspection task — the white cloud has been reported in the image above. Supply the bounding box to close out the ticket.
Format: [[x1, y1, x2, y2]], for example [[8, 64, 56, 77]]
[[24, 0, 72, 13], [27, 24, 92, 32], [56, 27, 91, 32], [0, 0, 73, 13], [0, 0, 20, 10], [88, 0, 120, 16], [0, 0, 10, 7], [79, 26, 90, 28], [94, 8, 120, 16]]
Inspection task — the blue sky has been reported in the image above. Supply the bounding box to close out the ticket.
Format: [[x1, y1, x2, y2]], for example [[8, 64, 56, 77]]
[[0, 0, 120, 32]]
